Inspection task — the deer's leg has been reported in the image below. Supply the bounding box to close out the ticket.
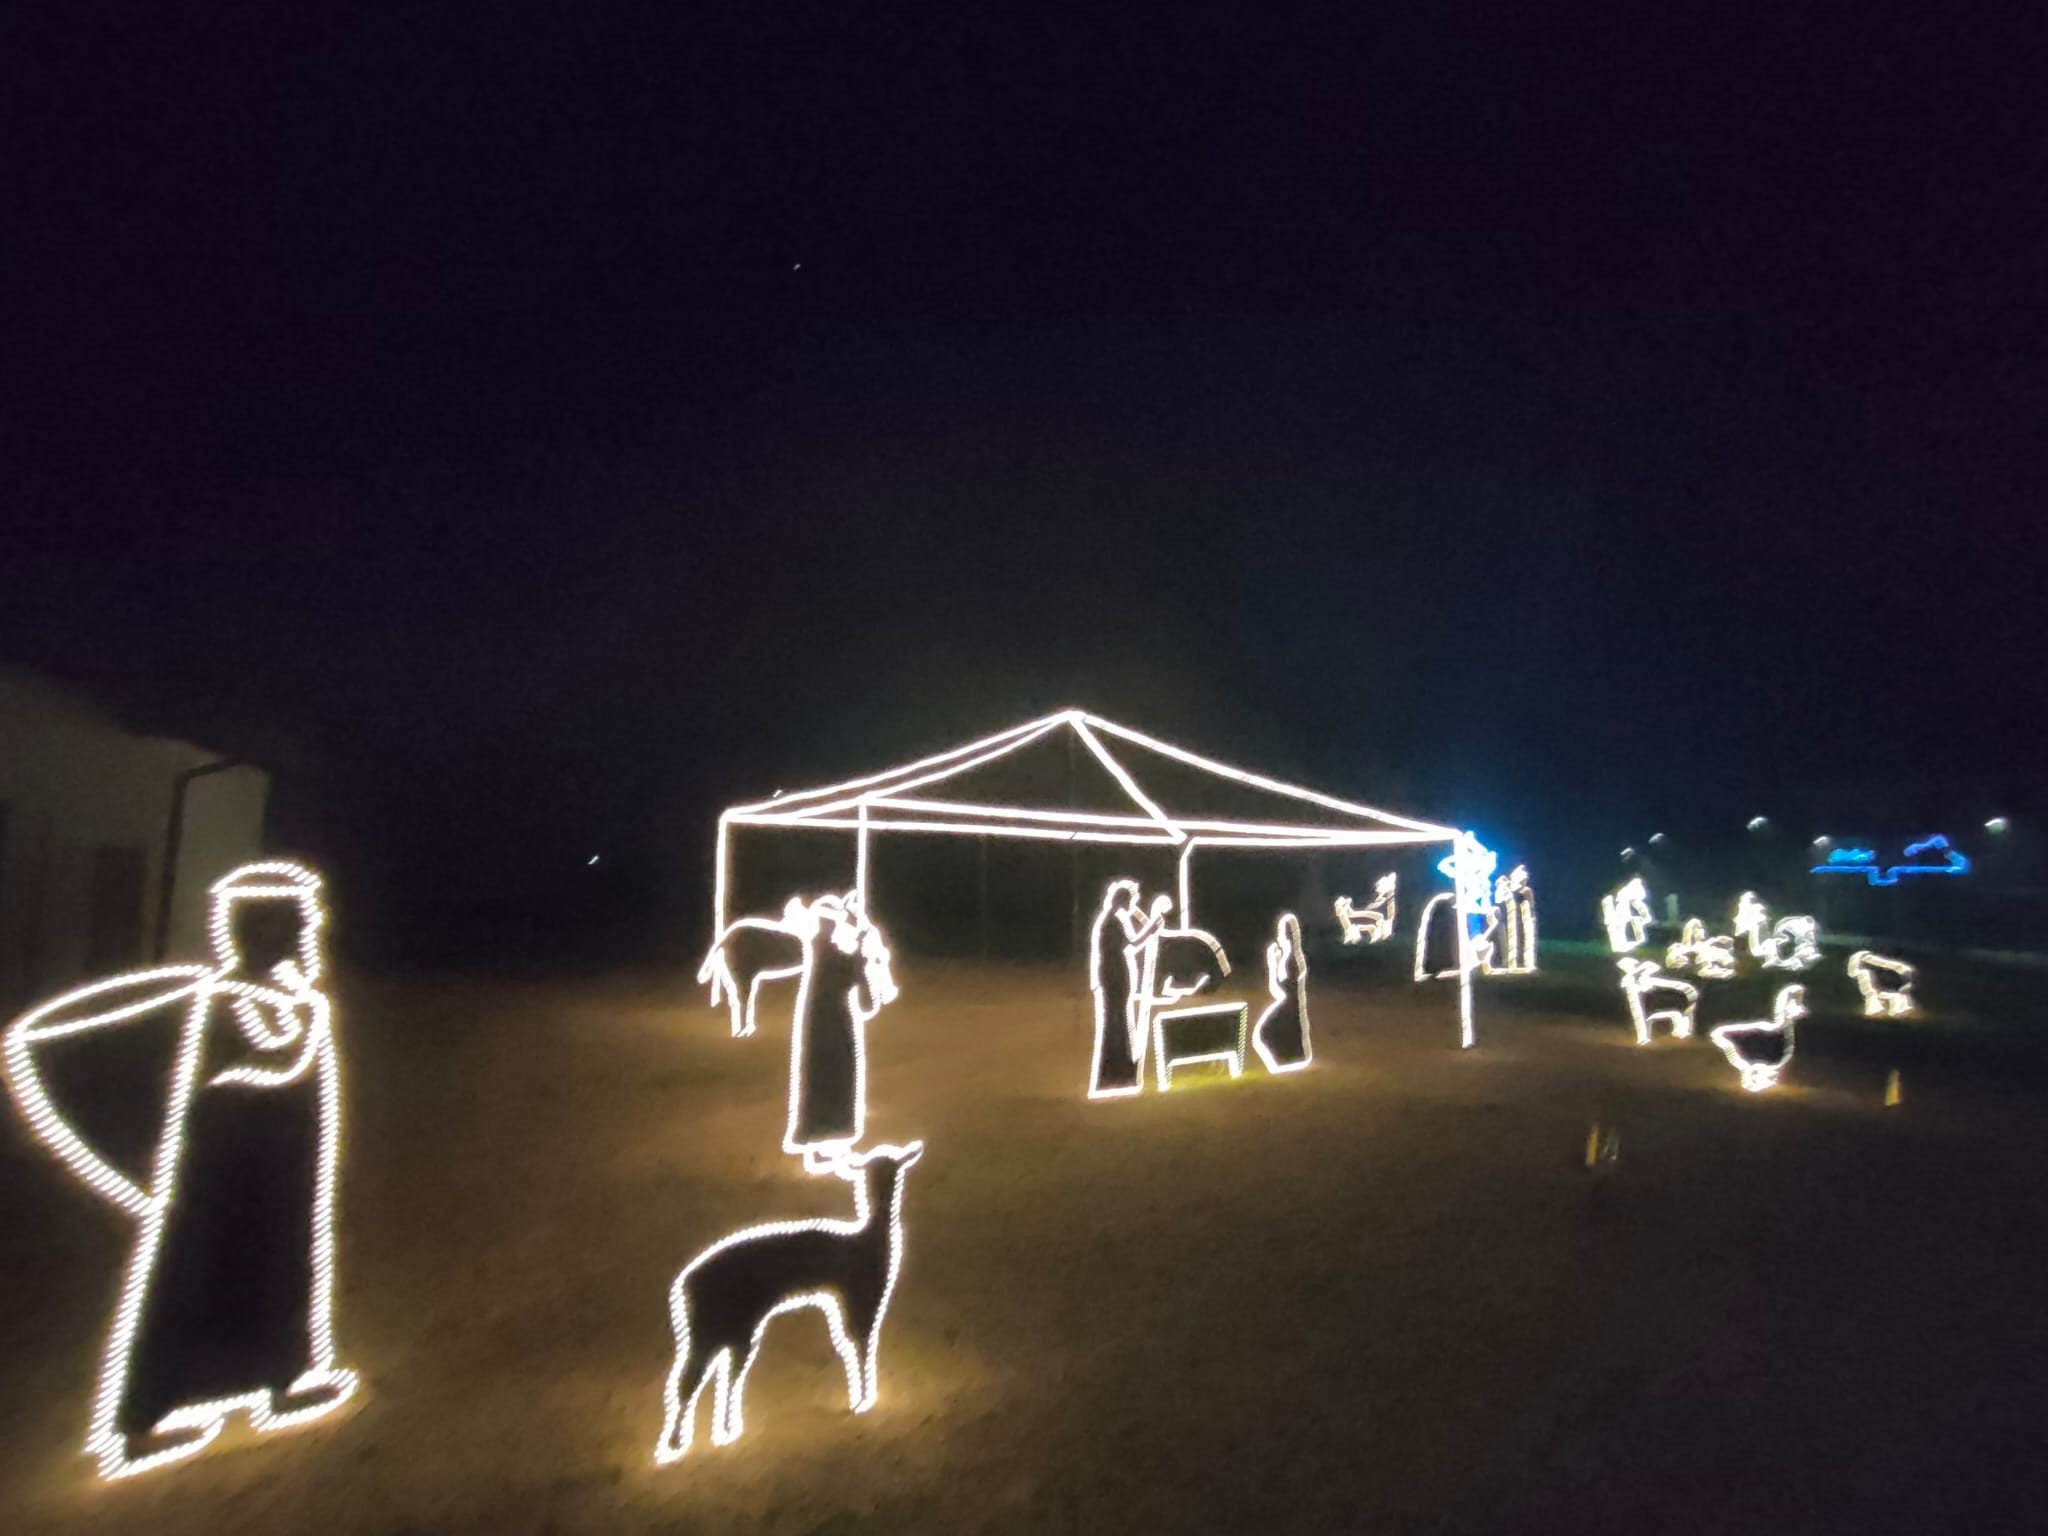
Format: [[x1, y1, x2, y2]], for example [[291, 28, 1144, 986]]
[[712, 1350, 746, 1445], [659, 1342, 719, 1462]]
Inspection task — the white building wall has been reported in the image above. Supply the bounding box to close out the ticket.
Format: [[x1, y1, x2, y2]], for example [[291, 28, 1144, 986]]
[[0, 668, 269, 1008]]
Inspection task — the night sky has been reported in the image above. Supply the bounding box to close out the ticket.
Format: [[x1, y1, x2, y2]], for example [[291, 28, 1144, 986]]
[[6, 6, 2045, 949]]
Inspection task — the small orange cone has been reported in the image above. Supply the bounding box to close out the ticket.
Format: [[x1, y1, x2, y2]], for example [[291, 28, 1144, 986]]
[[1884, 1069, 1902, 1108]]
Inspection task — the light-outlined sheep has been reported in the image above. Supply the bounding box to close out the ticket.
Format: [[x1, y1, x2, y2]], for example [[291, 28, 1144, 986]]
[[1760, 915, 1821, 972], [1616, 958, 1699, 1045], [1665, 918, 1737, 979], [1334, 874, 1397, 945], [655, 1142, 924, 1464], [1848, 950, 1916, 1017], [1709, 985, 1806, 1092]]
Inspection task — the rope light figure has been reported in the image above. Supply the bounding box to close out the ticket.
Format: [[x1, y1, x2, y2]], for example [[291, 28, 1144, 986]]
[[1413, 894, 1461, 981], [655, 1142, 924, 1463], [2, 862, 357, 1480], [1490, 865, 1538, 974], [1760, 915, 1822, 972], [1732, 892, 1771, 957], [1252, 913, 1312, 1074], [1087, 881, 1171, 1098], [1333, 874, 1397, 945], [1709, 985, 1806, 1092], [1152, 1002, 1251, 1089], [700, 892, 898, 1170], [1665, 918, 1737, 979], [1086, 880, 1232, 1098], [1848, 951, 1916, 1017], [1601, 878, 1653, 954], [1616, 958, 1699, 1045]]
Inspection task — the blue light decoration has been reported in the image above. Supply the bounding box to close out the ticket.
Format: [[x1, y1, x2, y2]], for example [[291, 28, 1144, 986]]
[[1811, 835, 1970, 886]]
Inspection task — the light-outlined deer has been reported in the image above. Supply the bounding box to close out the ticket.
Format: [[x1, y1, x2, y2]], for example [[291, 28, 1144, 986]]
[[1617, 958, 1699, 1045], [655, 1142, 924, 1464]]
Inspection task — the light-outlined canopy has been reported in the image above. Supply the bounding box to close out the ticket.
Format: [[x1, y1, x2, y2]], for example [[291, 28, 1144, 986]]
[[713, 709, 1462, 933]]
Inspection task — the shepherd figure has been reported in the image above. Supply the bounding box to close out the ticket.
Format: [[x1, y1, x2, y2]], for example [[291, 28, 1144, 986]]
[[3, 861, 356, 1480]]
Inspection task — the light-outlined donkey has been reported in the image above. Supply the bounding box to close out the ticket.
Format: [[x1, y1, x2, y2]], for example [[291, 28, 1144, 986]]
[[655, 1142, 924, 1463]]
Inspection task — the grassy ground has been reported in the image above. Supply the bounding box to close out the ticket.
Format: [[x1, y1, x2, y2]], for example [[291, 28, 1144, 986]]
[[3, 949, 2047, 1534]]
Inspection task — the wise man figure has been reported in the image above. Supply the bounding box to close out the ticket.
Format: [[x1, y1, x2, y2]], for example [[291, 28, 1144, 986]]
[[3, 861, 356, 1479]]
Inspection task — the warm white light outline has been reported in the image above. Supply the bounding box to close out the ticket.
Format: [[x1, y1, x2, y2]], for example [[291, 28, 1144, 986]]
[[1490, 865, 1538, 974], [695, 892, 896, 1161], [1413, 893, 1458, 982], [655, 1142, 924, 1463], [1334, 873, 1396, 945], [2, 862, 356, 1481], [1152, 1002, 1250, 1089], [1709, 985, 1806, 1092], [1251, 913, 1312, 1074], [1760, 915, 1822, 972], [1085, 882, 1169, 1100], [710, 710, 1471, 1040], [1665, 918, 1737, 980], [1616, 958, 1699, 1044], [1848, 950, 1916, 1018], [1733, 892, 1770, 956], [1601, 878, 1653, 954]]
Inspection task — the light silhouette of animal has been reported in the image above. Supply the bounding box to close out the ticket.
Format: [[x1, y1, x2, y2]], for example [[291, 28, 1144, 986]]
[[1334, 874, 1397, 945], [1616, 958, 1699, 1044], [1760, 915, 1821, 972], [1848, 951, 1915, 1017], [1601, 878, 1653, 953], [1709, 985, 1806, 1092], [655, 1142, 923, 1463], [1665, 918, 1736, 979]]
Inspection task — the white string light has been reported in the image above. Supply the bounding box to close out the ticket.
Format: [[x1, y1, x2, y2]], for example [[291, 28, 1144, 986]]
[[1490, 865, 1538, 974], [1251, 914, 1312, 1074], [1413, 893, 1459, 982], [1086, 882, 1168, 1099], [1084, 882, 1232, 1098], [655, 1142, 924, 1463], [1732, 892, 1770, 957], [1664, 918, 1737, 980], [1601, 878, 1653, 954], [709, 710, 1475, 1040], [1151, 1002, 1251, 1089], [1760, 915, 1822, 972], [1709, 985, 1806, 1092], [1333, 874, 1397, 945], [1847, 950, 1916, 1018], [1616, 958, 1699, 1045], [3, 861, 356, 1481], [700, 892, 898, 1161]]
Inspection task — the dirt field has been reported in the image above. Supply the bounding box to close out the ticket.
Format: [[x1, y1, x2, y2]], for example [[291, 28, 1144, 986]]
[[4, 953, 2047, 1534]]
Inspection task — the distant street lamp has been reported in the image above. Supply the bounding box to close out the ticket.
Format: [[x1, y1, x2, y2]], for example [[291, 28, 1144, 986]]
[[1986, 817, 2011, 833], [1747, 816, 1769, 831]]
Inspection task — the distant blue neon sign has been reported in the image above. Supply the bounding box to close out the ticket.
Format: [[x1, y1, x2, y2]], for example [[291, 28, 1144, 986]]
[[1811, 835, 1970, 886]]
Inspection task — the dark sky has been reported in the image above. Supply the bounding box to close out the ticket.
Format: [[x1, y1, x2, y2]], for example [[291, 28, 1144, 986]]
[[6, 5, 2045, 936]]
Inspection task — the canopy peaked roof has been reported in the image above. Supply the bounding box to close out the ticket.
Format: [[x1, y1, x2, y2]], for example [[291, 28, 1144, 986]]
[[725, 710, 1457, 848]]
